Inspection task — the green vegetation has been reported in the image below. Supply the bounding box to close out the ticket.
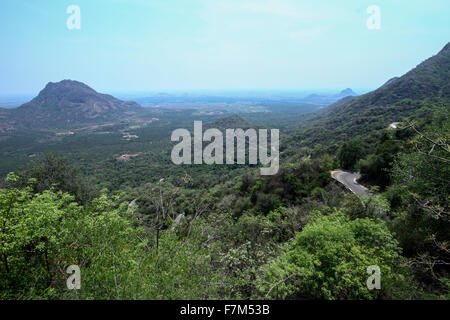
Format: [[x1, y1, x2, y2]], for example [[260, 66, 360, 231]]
[[1, 43, 449, 300], [0, 177, 218, 299], [259, 211, 414, 300], [1, 102, 448, 299], [337, 139, 364, 170]]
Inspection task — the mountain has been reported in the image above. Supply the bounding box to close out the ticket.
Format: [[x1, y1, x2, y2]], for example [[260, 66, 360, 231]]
[[328, 42, 450, 114], [292, 41, 450, 148], [2, 80, 143, 131], [335, 88, 357, 98], [304, 93, 323, 100], [302, 89, 358, 105]]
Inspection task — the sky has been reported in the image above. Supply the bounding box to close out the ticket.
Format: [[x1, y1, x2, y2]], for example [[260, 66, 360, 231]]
[[0, 0, 449, 95]]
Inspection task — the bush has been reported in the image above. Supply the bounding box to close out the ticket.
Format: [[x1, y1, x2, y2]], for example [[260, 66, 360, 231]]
[[258, 211, 415, 299]]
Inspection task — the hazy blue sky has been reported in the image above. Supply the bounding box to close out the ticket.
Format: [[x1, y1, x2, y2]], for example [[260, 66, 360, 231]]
[[0, 0, 449, 95]]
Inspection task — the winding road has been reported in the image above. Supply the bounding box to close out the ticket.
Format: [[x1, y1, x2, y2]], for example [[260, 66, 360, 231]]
[[331, 170, 369, 197]]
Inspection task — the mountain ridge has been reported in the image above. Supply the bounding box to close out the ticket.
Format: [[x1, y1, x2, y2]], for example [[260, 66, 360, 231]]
[[328, 41, 450, 114], [302, 88, 358, 105], [335, 88, 357, 98], [290, 41, 450, 149]]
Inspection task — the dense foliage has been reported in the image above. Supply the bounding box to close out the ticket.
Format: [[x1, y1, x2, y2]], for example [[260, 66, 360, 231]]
[[1, 102, 448, 299], [259, 211, 414, 300]]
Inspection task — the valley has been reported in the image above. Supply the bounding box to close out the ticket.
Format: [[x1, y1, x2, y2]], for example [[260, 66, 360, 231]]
[[0, 39, 448, 301]]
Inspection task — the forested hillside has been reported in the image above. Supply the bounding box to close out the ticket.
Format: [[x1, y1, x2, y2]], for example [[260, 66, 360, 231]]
[[285, 42, 450, 156]]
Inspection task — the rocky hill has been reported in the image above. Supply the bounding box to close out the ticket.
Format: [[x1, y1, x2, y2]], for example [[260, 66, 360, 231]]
[[1, 80, 143, 131]]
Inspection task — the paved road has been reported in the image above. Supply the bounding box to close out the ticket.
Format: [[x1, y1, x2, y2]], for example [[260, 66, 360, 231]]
[[331, 170, 368, 197]]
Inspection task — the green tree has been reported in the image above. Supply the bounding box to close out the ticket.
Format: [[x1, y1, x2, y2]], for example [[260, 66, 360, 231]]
[[337, 140, 364, 170], [0, 179, 221, 299], [258, 211, 414, 299], [389, 117, 449, 296], [14, 152, 99, 204]]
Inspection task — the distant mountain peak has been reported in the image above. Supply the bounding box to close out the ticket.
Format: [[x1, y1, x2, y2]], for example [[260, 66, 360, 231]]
[[36, 80, 101, 101], [341, 88, 354, 94], [7, 80, 143, 130], [42, 79, 94, 91], [336, 88, 357, 98], [305, 93, 322, 99], [47, 79, 89, 87]]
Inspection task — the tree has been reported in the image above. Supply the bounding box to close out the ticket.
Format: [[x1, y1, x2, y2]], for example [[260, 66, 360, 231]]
[[258, 211, 414, 299], [390, 118, 449, 295], [14, 152, 99, 204], [337, 140, 364, 170], [359, 132, 403, 188], [0, 179, 220, 299]]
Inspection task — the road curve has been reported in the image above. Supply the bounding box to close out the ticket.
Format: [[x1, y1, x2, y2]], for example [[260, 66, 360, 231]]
[[331, 170, 369, 197]]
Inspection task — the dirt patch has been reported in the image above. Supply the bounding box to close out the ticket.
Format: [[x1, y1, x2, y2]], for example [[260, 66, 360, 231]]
[[56, 131, 75, 136], [115, 153, 141, 162]]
